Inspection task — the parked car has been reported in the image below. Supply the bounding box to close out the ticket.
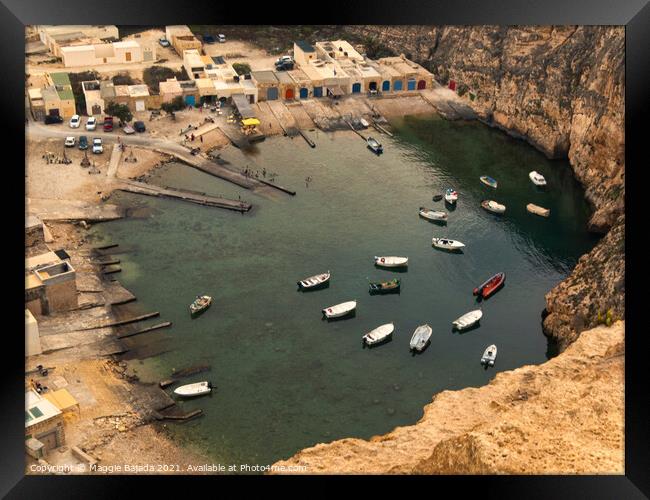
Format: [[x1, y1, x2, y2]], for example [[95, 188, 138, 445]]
[[158, 37, 170, 47], [123, 124, 135, 135], [276, 55, 293, 65], [64, 136, 75, 147], [218, 34, 226, 43], [203, 34, 215, 44], [78, 135, 89, 150], [133, 121, 146, 133], [103, 116, 114, 132], [92, 138, 103, 154], [86, 116, 97, 130], [69, 114, 81, 128], [275, 61, 294, 71], [44, 115, 63, 125]]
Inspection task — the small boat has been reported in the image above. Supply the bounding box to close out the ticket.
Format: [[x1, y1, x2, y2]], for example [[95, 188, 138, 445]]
[[444, 188, 458, 204], [432, 194, 444, 202], [359, 118, 370, 128], [362, 323, 394, 346], [481, 200, 506, 214], [481, 344, 497, 366], [374, 256, 408, 268], [410, 324, 433, 352], [419, 207, 448, 222], [526, 203, 550, 217], [480, 175, 498, 188], [190, 295, 212, 317], [369, 278, 400, 294], [432, 238, 465, 251], [473, 272, 506, 299], [367, 136, 383, 154], [173, 381, 212, 398], [529, 171, 547, 186], [297, 271, 331, 290], [322, 300, 357, 319], [452, 309, 483, 330]]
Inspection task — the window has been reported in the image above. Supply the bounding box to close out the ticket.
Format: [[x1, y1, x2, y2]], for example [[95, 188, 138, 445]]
[[30, 407, 44, 418]]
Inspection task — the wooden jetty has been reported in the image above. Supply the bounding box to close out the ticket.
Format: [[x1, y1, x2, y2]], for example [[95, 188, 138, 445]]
[[373, 121, 394, 137], [118, 180, 252, 213], [344, 119, 367, 141], [93, 243, 119, 251], [298, 129, 316, 148], [117, 321, 172, 339], [76, 311, 160, 331], [257, 178, 296, 196], [153, 409, 203, 422], [159, 364, 211, 388], [102, 266, 122, 275]]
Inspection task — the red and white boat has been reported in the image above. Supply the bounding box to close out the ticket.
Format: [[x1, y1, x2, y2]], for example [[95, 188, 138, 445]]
[[473, 272, 506, 299]]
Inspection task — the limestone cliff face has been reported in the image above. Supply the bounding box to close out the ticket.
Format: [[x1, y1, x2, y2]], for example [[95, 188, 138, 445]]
[[272, 322, 624, 474], [347, 25, 624, 233]]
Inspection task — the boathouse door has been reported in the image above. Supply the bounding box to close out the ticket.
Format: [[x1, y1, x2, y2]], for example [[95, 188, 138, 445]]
[[393, 80, 403, 91], [267, 87, 279, 100], [407, 79, 416, 91], [382, 80, 390, 92], [417, 79, 426, 90], [313, 86, 323, 97], [299, 87, 308, 99], [352, 82, 361, 93], [285, 88, 294, 99]]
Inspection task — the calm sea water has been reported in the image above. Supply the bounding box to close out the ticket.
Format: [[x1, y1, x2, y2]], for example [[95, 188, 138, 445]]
[[90, 114, 599, 469]]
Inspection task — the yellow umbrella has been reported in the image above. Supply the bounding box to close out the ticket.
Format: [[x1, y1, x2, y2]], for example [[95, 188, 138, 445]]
[[241, 118, 260, 127]]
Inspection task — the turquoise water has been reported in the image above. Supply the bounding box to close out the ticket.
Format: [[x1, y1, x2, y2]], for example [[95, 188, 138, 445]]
[[90, 114, 598, 469]]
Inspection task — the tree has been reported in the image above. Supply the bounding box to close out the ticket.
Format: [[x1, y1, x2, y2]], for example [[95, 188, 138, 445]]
[[106, 102, 133, 123], [112, 73, 137, 86], [232, 62, 251, 76], [161, 96, 186, 115]]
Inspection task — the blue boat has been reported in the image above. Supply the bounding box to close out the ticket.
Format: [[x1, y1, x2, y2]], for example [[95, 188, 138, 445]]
[[480, 175, 498, 188]]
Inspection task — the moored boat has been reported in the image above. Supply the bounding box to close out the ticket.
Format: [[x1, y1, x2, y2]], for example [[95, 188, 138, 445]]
[[432, 237, 465, 251], [432, 194, 444, 202], [322, 300, 357, 319], [481, 200, 506, 214], [173, 381, 212, 398], [529, 170, 547, 186], [473, 272, 506, 299], [444, 188, 458, 204], [190, 295, 212, 317], [480, 175, 498, 188], [297, 271, 331, 290], [452, 309, 483, 330], [374, 256, 409, 268], [363, 323, 394, 346], [481, 344, 497, 366], [419, 207, 448, 222], [526, 203, 550, 217], [369, 278, 400, 294], [367, 136, 383, 154], [409, 324, 433, 352]]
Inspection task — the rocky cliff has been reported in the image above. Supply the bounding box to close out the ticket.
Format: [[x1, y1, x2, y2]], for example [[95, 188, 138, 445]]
[[346, 25, 625, 348], [348, 25, 625, 233], [273, 322, 624, 474]]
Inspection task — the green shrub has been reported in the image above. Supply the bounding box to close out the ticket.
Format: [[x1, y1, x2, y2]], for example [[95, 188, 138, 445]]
[[232, 63, 251, 76]]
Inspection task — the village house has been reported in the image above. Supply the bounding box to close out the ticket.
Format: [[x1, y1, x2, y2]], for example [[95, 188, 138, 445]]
[[165, 25, 202, 57], [82, 80, 104, 115], [97, 80, 155, 113], [375, 55, 433, 92], [25, 390, 65, 458], [292, 41, 350, 98], [274, 70, 297, 100], [28, 72, 76, 120], [25, 250, 78, 317], [287, 68, 313, 99], [250, 70, 280, 101], [36, 25, 119, 57], [60, 39, 155, 68]]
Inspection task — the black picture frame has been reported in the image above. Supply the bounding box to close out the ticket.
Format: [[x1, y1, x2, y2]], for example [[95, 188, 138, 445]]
[[2, 0, 646, 496]]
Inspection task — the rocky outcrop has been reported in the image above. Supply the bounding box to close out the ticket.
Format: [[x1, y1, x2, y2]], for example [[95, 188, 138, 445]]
[[272, 322, 624, 474], [348, 26, 624, 233], [543, 214, 625, 351]]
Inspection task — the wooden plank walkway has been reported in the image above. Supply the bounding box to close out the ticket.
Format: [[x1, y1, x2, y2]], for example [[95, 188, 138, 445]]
[[118, 180, 252, 212]]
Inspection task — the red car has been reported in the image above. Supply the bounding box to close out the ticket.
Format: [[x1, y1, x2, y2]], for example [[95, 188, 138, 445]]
[[103, 116, 114, 132]]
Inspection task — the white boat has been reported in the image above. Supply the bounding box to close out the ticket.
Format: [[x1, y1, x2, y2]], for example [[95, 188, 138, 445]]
[[297, 271, 330, 290], [173, 381, 212, 398], [322, 300, 357, 319], [359, 118, 370, 128], [431, 238, 465, 251], [529, 171, 547, 186], [419, 207, 448, 222], [527, 203, 550, 217], [374, 256, 408, 268], [452, 309, 483, 330], [444, 188, 458, 204], [367, 137, 383, 153], [362, 323, 394, 346], [481, 344, 497, 366], [481, 200, 506, 214], [410, 324, 433, 352]]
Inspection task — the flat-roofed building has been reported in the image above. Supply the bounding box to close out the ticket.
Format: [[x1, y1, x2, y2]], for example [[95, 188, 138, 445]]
[[251, 70, 280, 101], [25, 251, 77, 316], [314, 40, 381, 94], [25, 390, 65, 456], [37, 25, 119, 57], [159, 78, 183, 103], [274, 71, 297, 100], [61, 40, 154, 68], [376, 55, 434, 92], [82, 80, 104, 115], [287, 68, 313, 99], [165, 25, 202, 56], [34, 72, 76, 119]]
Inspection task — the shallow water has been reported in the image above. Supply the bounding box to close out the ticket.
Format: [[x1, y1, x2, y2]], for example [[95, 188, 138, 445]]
[[90, 114, 598, 469]]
